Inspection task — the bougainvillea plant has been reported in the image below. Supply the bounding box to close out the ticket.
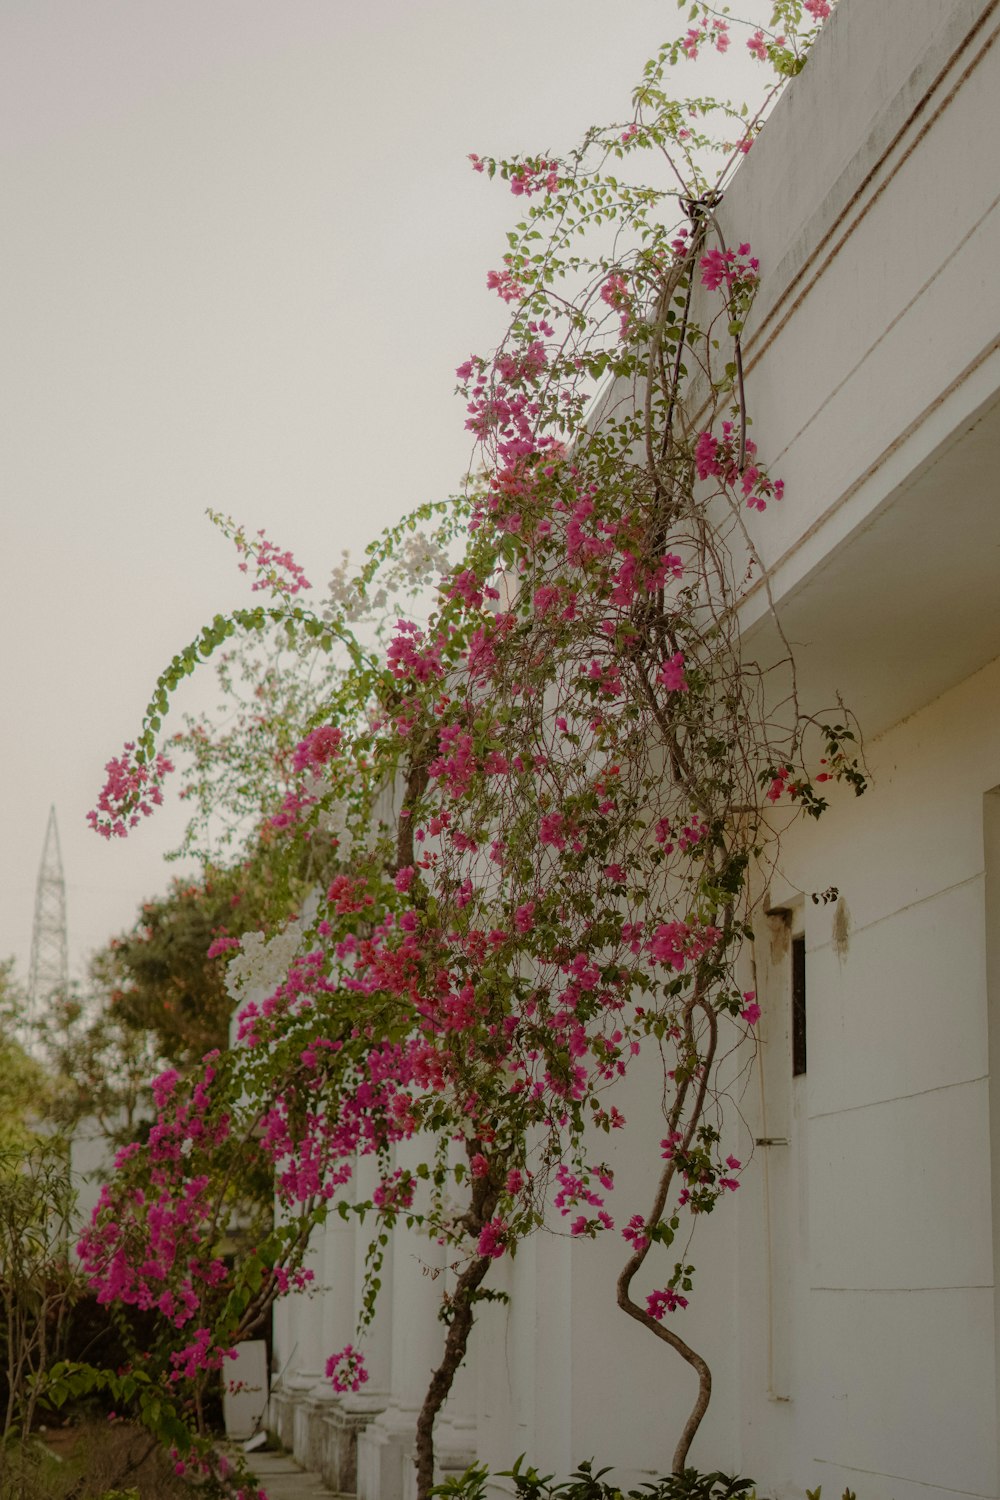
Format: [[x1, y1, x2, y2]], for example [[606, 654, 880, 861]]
[[54, 4, 865, 1497]]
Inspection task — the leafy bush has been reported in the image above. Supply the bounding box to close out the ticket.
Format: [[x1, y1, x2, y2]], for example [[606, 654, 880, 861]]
[[0, 1142, 78, 1442], [0, 1419, 192, 1500], [433, 1459, 756, 1500], [432, 1462, 867, 1500]]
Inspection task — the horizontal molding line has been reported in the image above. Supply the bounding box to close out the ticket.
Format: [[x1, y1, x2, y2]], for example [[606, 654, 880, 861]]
[[809, 1071, 987, 1121], [744, 0, 1000, 370], [810, 1284, 993, 1293], [769, 188, 1000, 471], [736, 324, 1000, 621], [812, 1457, 993, 1500], [807, 872, 984, 953]]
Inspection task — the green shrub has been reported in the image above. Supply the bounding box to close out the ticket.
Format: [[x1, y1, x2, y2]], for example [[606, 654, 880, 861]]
[[432, 1459, 756, 1500]]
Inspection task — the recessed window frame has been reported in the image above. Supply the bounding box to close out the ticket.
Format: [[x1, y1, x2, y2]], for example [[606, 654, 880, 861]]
[[791, 933, 807, 1077]]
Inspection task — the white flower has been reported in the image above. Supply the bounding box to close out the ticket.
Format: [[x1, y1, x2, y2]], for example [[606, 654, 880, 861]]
[[225, 922, 306, 1006]]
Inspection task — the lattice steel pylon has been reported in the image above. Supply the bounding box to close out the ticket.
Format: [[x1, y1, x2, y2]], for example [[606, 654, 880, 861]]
[[28, 805, 69, 1023]]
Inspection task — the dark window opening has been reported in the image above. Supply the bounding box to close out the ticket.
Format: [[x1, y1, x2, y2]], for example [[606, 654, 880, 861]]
[[791, 935, 806, 1076]]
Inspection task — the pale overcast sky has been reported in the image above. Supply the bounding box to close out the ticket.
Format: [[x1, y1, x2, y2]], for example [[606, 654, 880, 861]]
[[1, 0, 771, 987]]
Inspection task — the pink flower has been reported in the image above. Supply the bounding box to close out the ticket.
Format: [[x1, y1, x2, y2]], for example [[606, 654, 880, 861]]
[[326, 1345, 368, 1393], [645, 552, 684, 590], [387, 620, 444, 683], [373, 1170, 415, 1212], [533, 585, 561, 617], [647, 1287, 688, 1319], [747, 28, 768, 60], [695, 430, 721, 480], [622, 1214, 649, 1253], [88, 742, 174, 840], [609, 553, 638, 606], [657, 652, 688, 693], [766, 766, 791, 803], [234, 527, 312, 596], [508, 159, 559, 197], [514, 901, 536, 934], [699, 244, 759, 295], [653, 818, 673, 848], [292, 725, 341, 772], [151, 1069, 180, 1109], [539, 813, 567, 850], [206, 935, 240, 959], [486, 268, 525, 303], [804, 0, 832, 18], [741, 465, 761, 500], [740, 994, 762, 1024], [681, 26, 702, 59], [477, 1218, 509, 1259], [699, 248, 728, 292], [646, 920, 719, 972], [600, 274, 628, 310]]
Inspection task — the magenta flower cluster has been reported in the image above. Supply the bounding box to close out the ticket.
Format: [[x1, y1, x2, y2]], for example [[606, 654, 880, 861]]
[[88, 743, 175, 839]]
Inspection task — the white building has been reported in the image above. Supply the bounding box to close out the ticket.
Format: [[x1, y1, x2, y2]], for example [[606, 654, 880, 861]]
[[269, 3, 1000, 1497]]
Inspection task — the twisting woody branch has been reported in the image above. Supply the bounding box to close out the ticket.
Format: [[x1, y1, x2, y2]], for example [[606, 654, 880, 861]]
[[59, 5, 863, 1496]]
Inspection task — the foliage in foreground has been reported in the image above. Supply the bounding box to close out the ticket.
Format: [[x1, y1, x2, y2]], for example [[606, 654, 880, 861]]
[[433, 1458, 756, 1500], [0, 1141, 78, 1445], [0, 1418, 193, 1500], [433, 1460, 860, 1500]]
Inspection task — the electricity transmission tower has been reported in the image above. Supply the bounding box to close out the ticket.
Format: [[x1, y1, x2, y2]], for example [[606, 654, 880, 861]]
[[28, 805, 69, 1023]]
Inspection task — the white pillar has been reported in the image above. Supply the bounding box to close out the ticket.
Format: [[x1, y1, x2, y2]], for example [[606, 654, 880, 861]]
[[353, 1152, 394, 1402], [357, 1138, 444, 1500]]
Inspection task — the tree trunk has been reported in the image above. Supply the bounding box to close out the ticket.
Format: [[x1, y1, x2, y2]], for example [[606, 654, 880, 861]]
[[413, 1250, 494, 1500], [616, 991, 718, 1473], [412, 1150, 500, 1500]]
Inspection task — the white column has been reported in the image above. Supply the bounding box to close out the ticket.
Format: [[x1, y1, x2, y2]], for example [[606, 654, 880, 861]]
[[289, 1227, 325, 1464], [357, 1138, 444, 1500], [269, 1209, 325, 1454], [353, 1152, 394, 1403], [321, 1202, 358, 1374], [291, 1228, 325, 1384]]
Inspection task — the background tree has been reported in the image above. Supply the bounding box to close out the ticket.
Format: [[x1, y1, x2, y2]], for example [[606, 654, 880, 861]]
[[0, 960, 54, 1149], [42, 985, 162, 1149], [83, 853, 309, 1073], [0, 1140, 78, 1445]]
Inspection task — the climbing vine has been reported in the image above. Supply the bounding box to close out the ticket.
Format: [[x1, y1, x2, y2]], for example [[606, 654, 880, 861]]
[[61, 5, 863, 1497]]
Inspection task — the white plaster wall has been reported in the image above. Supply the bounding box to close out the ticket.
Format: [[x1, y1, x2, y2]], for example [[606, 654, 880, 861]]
[[474, 1041, 744, 1487], [721, 0, 1000, 603], [459, 656, 1000, 1500], [737, 651, 1000, 1500]]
